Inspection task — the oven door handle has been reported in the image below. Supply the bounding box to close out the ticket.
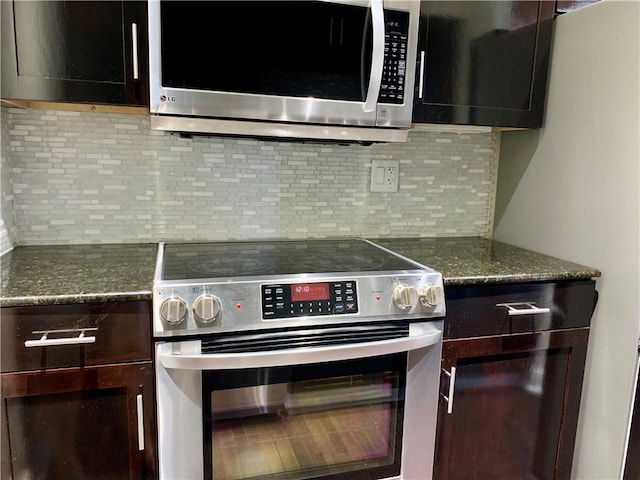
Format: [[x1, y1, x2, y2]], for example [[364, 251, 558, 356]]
[[159, 322, 442, 370]]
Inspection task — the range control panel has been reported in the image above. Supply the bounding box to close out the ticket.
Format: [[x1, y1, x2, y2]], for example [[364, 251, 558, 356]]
[[153, 273, 445, 338], [262, 281, 358, 319]]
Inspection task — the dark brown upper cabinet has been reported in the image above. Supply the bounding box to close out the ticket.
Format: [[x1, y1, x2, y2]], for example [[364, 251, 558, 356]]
[[1, 1, 148, 106], [413, 1, 555, 128]]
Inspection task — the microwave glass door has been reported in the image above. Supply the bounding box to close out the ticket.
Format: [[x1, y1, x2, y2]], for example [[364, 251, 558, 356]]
[[202, 354, 406, 480], [160, 1, 373, 102]]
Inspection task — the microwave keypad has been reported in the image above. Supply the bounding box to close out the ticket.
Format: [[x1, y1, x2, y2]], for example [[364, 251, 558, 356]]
[[380, 11, 409, 104]]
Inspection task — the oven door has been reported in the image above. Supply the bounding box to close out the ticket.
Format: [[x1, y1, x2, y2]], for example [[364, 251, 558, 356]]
[[148, 0, 418, 128], [156, 320, 443, 480]]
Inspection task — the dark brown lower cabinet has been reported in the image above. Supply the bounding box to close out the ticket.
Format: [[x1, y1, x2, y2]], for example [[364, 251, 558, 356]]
[[434, 281, 596, 480], [1, 362, 156, 480], [0, 300, 157, 480], [435, 329, 588, 479]]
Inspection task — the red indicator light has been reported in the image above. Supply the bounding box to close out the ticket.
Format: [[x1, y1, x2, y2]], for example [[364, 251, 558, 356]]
[[236, 303, 242, 309]]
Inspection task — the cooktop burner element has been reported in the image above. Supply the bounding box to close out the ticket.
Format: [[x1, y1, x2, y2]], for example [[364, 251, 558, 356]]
[[287, 251, 386, 273], [153, 238, 445, 338], [185, 256, 277, 278]]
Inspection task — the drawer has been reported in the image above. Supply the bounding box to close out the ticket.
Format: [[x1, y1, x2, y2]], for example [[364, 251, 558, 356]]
[[444, 280, 597, 339], [1, 300, 152, 373]]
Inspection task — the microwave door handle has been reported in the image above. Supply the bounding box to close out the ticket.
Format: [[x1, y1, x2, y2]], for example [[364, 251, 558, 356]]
[[363, 0, 385, 112], [159, 323, 442, 371]]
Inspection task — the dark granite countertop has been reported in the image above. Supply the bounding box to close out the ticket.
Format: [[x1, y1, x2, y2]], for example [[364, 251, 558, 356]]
[[372, 237, 601, 286], [0, 238, 601, 307], [1, 243, 158, 307]]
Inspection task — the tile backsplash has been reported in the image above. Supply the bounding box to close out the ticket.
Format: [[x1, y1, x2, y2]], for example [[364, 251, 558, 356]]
[[1, 108, 16, 254], [2, 107, 498, 245]]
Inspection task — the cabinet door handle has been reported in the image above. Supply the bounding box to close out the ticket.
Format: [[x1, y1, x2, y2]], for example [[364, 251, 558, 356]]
[[496, 302, 551, 316], [418, 50, 425, 99], [131, 23, 139, 80], [440, 366, 457, 414], [137, 394, 145, 451], [24, 328, 97, 348]]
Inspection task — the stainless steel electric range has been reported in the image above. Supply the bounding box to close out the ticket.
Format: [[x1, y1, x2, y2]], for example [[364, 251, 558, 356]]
[[153, 238, 445, 480]]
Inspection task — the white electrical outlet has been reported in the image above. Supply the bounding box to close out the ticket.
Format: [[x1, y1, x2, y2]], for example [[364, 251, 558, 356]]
[[370, 160, 399, 192]]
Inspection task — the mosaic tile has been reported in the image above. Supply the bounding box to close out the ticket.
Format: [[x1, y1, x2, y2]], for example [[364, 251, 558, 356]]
[[1, 107, 499, 245]]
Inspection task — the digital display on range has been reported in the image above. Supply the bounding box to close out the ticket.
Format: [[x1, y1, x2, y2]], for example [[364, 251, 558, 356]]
[[291, 283, 330, 302]]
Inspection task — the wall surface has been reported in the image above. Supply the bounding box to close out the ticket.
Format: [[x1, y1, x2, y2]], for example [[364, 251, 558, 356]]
[[1, 107, 16, 254], [3, 107, 498, 245], [494, 2, 640, 478]]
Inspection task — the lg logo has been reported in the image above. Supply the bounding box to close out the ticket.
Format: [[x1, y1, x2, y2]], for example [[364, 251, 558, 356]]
[[160, 95, 176, 102]]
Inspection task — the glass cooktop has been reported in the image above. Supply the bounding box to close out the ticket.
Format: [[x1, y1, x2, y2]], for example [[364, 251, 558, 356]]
[[160, 239, 423, 280]]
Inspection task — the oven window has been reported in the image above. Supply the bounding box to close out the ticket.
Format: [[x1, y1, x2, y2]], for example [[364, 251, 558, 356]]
[[203, 354, 406, 480]]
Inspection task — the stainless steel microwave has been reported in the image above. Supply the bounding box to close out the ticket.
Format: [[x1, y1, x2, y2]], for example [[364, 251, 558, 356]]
[[148, 0, 420, 143]]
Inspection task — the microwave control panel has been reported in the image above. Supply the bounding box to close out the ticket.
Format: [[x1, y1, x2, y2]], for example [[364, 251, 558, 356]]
[[380, 10, 410, 104]]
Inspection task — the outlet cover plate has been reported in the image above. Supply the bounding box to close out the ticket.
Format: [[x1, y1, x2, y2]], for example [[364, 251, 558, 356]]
[[370, 160, 399, 192]]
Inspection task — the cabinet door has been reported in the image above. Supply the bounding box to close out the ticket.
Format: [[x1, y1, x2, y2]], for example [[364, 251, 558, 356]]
[[413, 1, 555, 128], [1, 362, 157, 480], [1, 1, 148, 106], [434, 329, 589, 479]]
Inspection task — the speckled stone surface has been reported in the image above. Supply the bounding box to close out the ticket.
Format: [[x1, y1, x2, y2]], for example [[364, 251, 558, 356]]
[[1, 238, 601, 307], [372, 237, 601, 286], [1, 243, 158, 307]]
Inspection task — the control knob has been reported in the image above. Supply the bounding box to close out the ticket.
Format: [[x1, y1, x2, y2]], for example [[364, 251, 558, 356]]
[[159, 297, 187, 325], [393, 284, 418, 310], [193, 294, 221, 324], [418, 284, 445, 307]]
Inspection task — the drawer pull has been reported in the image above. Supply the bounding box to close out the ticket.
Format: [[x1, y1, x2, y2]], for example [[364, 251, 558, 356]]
[[496, 303, 551, 316], [24, 328, 97, 348], [440, 366, 457, 414]]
